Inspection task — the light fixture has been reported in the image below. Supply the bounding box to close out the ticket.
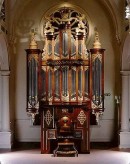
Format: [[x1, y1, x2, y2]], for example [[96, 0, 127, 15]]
[[125, 5, 130, 19]]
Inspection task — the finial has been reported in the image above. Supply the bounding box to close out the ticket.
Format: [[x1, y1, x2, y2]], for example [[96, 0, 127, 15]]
[[29, 32, 38, 49], [93, 28, 101, 49]]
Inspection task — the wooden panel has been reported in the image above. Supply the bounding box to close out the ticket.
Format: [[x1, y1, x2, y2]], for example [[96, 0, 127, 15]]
[[41, 108, 90, 154]]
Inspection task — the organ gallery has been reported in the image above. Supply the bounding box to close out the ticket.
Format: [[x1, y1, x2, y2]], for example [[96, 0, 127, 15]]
[[25, 7, 105, 156]]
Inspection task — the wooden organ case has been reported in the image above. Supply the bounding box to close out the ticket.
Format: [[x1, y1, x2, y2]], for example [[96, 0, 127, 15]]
[[26, 8, 105, 156]]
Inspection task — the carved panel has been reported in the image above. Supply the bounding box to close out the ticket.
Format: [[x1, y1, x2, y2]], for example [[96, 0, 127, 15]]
[[43, 109, 54, 128], [77, 110, 86, 125]]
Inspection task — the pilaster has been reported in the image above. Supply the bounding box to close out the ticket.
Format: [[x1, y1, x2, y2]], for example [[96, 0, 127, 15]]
[[119, 71, 130, 148], [0, 70, 12, 148]]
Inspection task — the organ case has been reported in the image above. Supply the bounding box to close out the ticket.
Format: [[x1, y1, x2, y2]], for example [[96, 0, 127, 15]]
[[25, 7, 105, 156]]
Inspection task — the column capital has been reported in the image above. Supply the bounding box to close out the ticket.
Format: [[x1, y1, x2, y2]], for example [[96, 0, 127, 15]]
[[120, 71, 130, 76], [0, 70, 10, 76]]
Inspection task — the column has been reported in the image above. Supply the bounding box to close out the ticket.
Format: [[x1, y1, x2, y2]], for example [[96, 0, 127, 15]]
[[120, 71, 129, 132], [119, 71, 130, 148], [1, 70, 10, 132]]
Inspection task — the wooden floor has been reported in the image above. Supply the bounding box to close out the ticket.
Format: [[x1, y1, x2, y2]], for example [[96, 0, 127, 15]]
[[0, 143, 130, 164]]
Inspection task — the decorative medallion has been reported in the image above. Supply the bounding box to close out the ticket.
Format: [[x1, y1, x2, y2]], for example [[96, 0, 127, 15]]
[[44, 110, 53, 126], [77, 110, 86, 125]]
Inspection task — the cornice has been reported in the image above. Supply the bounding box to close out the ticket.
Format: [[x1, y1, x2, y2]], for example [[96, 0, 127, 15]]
[[120, 70, 130, 76], [0, 70, 10, 76]]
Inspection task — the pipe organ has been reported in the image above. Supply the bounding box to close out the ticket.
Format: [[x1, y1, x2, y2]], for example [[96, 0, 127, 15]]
[[26, 7, 105, 156]]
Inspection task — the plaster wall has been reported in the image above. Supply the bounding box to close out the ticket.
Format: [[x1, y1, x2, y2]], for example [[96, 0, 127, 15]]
[[0, 73, 2, 130]]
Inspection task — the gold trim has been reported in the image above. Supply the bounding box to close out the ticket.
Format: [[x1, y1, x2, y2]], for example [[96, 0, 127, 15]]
[[28, 54, 39, 62], [91, 101, 102, 109], [92, 53, 102, 62]]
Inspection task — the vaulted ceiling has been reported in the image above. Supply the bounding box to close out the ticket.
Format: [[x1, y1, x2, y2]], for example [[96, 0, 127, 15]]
[[8, 0, 124, 37], [0, 0, 125, 47]]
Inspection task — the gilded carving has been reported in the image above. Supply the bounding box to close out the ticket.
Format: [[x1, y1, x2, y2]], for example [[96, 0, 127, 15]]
[[91, 101, 102, 109], [29, 32, 38, 49], [92, 53, 102, 62], [93, 31, 101, 49], [44, 110, 53, 126], [28, 54, 39, 62], [77, 110, 86, 125]]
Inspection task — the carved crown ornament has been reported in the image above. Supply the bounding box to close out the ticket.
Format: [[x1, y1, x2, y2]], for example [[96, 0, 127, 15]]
[[40, 7, 91, 40], [44, 8, 88, 38]]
